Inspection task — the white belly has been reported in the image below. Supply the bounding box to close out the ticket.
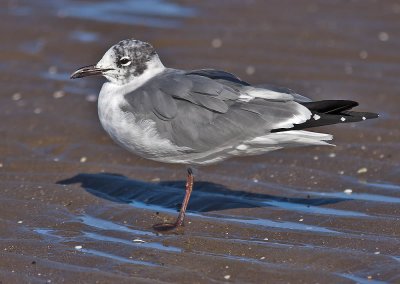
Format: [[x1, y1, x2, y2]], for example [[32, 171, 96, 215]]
[[97, 82, 188, 160]]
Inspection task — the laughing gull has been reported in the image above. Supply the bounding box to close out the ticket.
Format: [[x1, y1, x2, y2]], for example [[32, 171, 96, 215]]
[[71, 39, 378, 230]]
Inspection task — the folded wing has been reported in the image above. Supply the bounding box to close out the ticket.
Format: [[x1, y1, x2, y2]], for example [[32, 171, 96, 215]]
[[123, 69, 312, 152]]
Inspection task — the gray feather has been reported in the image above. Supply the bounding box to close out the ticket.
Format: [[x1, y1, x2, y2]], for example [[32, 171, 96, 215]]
[[186, 69, 250, 86], [256, 83, 313, 102], [123, 68, 310, 152], [150, 89, 177, 120]]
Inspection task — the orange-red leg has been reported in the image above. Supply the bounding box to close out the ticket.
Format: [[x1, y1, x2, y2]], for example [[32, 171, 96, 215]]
[[153, 168, 194, 231]]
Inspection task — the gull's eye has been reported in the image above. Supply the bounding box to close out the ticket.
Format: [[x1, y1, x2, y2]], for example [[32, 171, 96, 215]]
[[119, 57, 131, 66]]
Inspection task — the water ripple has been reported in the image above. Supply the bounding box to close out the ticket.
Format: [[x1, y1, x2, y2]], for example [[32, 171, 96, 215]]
[[49, 0, 196, 28]]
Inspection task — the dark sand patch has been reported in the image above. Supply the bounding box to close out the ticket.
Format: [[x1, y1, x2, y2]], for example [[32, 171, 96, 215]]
[[0, 0, 399, 283]]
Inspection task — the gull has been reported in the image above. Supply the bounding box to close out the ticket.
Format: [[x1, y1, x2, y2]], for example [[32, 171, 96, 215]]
[[71, 39, 378, 230]]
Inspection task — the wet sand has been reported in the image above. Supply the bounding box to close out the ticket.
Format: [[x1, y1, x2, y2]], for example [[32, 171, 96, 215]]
[[1, 0, 399, 283]]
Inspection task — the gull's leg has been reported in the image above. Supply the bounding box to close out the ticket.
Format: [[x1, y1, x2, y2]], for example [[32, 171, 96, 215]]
[[174, 168, 194, 227], [153, 168, 194, 231]]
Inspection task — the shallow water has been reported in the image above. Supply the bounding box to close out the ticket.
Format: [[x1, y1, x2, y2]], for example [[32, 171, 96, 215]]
[[0, 0, 399, 283]]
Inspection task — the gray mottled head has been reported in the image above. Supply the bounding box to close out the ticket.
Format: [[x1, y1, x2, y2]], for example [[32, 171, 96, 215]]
[[71, 39, 164, 85]]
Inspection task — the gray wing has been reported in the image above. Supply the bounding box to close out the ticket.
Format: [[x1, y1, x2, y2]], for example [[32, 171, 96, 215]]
[[187, 69, 312, 102], [256, 84, 313, 103], [123, 69, 311, 152], [185, 69, 251, 87]]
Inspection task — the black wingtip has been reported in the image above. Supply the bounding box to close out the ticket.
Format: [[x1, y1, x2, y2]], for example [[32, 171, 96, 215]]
[[344, 111, 379, 120], [271, 110, 379, 133], [301, 100, 359, 114]]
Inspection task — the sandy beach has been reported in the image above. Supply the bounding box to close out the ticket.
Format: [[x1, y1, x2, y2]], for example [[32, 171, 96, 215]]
[[0, 0, 399, 283]]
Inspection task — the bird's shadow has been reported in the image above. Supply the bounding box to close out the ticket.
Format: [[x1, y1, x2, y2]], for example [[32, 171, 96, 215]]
[[56, 173, 348, 213]]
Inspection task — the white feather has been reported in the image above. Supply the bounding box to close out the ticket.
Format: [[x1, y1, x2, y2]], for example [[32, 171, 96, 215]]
[[247, 130, 333, 147], [270, 102, 312, 129], [161, 130, 333, 165], [240, 86, 294, 102]]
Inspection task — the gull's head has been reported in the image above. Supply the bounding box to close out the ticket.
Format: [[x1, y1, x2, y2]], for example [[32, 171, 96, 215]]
[[70, 39, 164, 85]]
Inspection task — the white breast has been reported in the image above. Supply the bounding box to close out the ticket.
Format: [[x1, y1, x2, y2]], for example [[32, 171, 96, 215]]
[[97, 82, 189, 161]]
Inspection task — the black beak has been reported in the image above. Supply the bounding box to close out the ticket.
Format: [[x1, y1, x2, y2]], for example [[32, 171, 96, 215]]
[[70, 65, 114, 79]]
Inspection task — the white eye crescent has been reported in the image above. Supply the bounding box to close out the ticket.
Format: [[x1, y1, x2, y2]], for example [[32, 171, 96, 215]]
[[119, 56, 131, 66]]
